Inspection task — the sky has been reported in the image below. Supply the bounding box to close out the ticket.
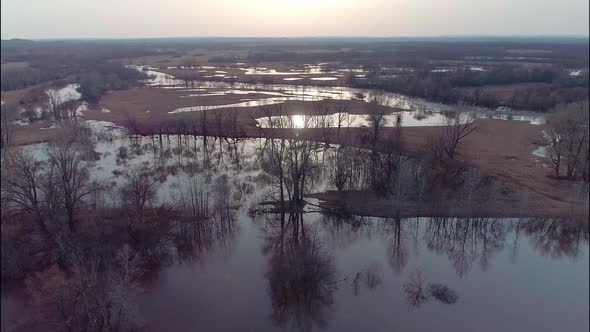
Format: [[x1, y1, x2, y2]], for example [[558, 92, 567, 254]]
[[1, 0, 589, 39]]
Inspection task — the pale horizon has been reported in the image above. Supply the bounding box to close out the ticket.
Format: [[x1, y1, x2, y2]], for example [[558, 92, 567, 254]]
[[2, 0, 589, 40]]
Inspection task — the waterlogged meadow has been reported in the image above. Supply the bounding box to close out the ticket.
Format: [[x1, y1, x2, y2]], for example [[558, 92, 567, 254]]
[[1, 119, 587, 331]]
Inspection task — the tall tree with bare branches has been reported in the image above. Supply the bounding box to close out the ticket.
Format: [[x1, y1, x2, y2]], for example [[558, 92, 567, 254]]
[[1, 148, 49, 234], [441, 111, 478, 160], [45, 126, 91, 232]]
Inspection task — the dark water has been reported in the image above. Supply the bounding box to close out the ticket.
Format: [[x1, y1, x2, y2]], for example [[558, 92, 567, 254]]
[[3, 132, 587, 331], [139, 214, 589, 332]]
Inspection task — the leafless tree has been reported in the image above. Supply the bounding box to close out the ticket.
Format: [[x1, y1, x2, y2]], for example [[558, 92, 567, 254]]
[[22, 102, 40, 124], [334, 99, 350, 139], [214, 108, 226, 137], [45, 127, 91, 232], [120, 166, 158, 224], [40, 163, 63, 220], [367, 93, 390, 189], [286, 136, 318, 210], [367, 93, 389, 147], [227, 108, 240, 137], [46, 88, 63, 123], [545, 101, 589, 179], [424, 134, 446, 167], [315, 100, 333, 145], [1, 104, 17, 148], [61, 98, 83, 121], [24, 247, 144, 331], [441, 111, 478, 160], [1, 148, 49, 234], [176, 175, 210, 220], [328, 146, 351, 191], [259, 104, 289, 209], [582, 136, 589, 184]]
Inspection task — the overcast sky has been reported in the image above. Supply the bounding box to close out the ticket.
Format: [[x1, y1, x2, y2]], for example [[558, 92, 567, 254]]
[[1, 0, 589, 39]]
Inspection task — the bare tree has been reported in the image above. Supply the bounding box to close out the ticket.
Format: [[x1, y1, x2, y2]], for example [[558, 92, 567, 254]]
[[227, 108, 240, 137], [120, 166, 158, 224], [61, 98, 83, 121], [24, 248, 144, 331], [329, 146, 351, 191], [46, 88, 63, 123], [424, 134, 446, 166], [214, 108, 226, 137], [1, 148, 49, 234], [545, 101, 589, 179], [22, 102, 40, 124], [40, 163, 63, 221], [1, 104, 17, 148], [259, 104, 289, 209], [45, 127, 91, 232], [367, 93, 390, 189], [441, 111, 478, 160], [334, 99, 350, 139], [315, 100, 333, 145], [546, 117, 564, 177], [176, 172, 210, 220]]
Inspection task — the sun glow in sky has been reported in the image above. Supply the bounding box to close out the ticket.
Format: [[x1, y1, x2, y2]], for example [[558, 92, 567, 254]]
[[1, 0, 588, 39]]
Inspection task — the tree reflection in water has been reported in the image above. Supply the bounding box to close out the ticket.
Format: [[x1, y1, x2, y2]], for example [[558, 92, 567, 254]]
[[384, 216, 411, 275], [429, 283, 458, 304], [261, 212, 337, 331], [319, 214, 588, 279], [402, 269, 460, 308], [172, 175, 238, 264], [403, 269, 430, 308]]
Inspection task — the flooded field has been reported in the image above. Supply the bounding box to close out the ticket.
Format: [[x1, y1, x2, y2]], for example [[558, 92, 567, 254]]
[[256, 110, 544, 128], [2, 122, 587, 332], [134, 66, 546, 126]]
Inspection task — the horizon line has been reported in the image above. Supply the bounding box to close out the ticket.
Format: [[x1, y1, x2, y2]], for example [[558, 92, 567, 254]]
[[2, 34, 589, 42]]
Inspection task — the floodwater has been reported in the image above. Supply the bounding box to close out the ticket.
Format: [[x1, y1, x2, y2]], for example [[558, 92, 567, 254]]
[[11, 83, 87, 127], [256, 109, 545, 128], [310, 77, 338, 81], [140, 214, 589, 332], [133, 65, 547, 126], [1, 123, 587, 331], [240, 64, 340, 76]]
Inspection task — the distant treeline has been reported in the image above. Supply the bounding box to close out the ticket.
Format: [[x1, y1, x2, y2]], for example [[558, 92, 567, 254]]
[[0, 40, 158, 91], [246, 41, 589, 68], [77, 63, 147, 102], [350, 65, 589, 111]]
